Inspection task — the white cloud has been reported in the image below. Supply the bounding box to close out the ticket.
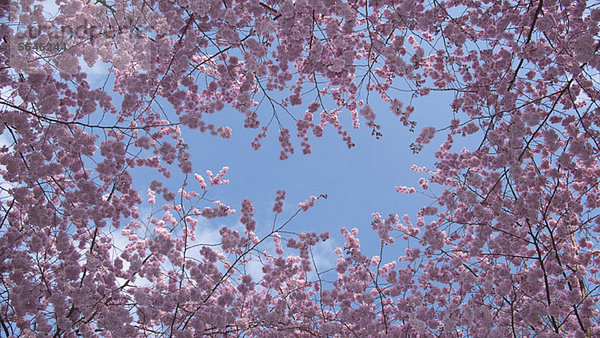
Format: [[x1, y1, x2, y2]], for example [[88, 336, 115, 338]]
[[307, 237, 338, 281], [244, 256, 264, 282], [40, 0, 60, 20], [78, 56, 111, 76], [194, 217, 222, 246]]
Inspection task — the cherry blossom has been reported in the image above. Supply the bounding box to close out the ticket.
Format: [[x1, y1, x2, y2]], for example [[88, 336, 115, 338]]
[[1, 0, 599, 336]]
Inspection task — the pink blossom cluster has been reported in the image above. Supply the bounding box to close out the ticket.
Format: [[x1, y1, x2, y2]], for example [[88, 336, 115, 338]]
[[240, 199, 256, 232], [298, 195, 318, 212], [371, 212, 398, 244], [416, 126, 436, 145], [272, 190, 286, 214], [250, 126, 268, 151], [296, 110, 318, 155], [193, 173, 207, 190], [206, 166, 230, 185], [418, 177, 429, 189], [395, 185, 417, 194], [278, 128, 294, 160], [197, 200, 235, 219], [359, 104, 377, 127]]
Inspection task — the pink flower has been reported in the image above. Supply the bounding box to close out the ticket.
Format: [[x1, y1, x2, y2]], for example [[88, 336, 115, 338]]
[[272, 190, 286, 213]]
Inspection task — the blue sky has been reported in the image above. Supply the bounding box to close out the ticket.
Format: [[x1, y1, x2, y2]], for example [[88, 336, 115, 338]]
[[65, 49, 464, 279], [5, 0, 478, 278], [75, 65, 461, 280], [151, 84, 459, 266]]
